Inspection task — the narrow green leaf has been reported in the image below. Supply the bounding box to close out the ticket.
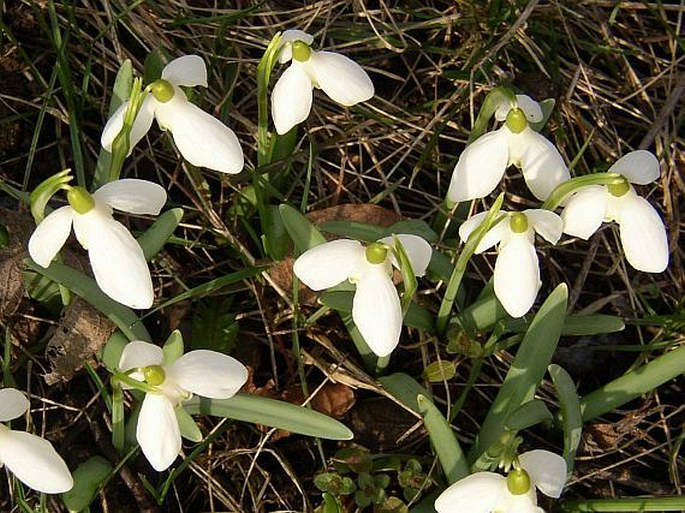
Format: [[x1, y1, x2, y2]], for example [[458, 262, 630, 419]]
[[319, 220, 384, 242], [100, 331, 129, 372], [256, 32, 283, 166], [416, 394, 469, 483], [549, 364, 582, 474], [423, 361, 456, 383], [379, 372, 431, 414], [384, 220, 438, 242], [469, 283, 568, 461], [25, 260, 150, 342], [392, 236, 418, 316], [279, 203, 326, 253], [529, 98, 556, 132], [176, 407, 203, 442], [61, 456, 113, 512], [137, 208, 184, 261], [262, 204, 290, 260], [162, 330, 184, 366], [560, 496, 685, 512], [184, 394, 354, 440], [504, 399, 552, 432]]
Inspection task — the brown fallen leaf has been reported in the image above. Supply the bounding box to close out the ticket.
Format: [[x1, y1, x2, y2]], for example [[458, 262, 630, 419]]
[[0, 208, 34, 322]]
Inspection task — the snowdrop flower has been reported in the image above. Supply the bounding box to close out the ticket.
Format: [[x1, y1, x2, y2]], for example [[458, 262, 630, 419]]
[[448, 95, 569, 203], [460, 209, 562, 317], [435, 450, 567, 513], [0, 388, 73, 493], [118, 340, 248, 471], [271, 29, 374, 134], [28, 179, 166, 309], [293, 234, 432, 357], [561, 150, 668, 273], [101, 55, 244, 174]]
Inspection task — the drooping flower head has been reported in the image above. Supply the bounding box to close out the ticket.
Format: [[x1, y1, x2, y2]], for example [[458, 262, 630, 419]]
[[28, 179, 166, 309], [460, 209, 563, 318], [101, 55, 244, 174], [448, 94, 570, 203], [0, 388, 73, 494], [435, 450, 567, 513], [271, 29, 375, 135], [561, 150, 668, 273], [293, 234, 432, 357], [118, 340, 248, 471]]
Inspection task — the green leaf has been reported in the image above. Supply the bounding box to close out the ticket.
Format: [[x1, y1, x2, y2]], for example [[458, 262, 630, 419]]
[[379, 372, 431, 414], [319, 220, 384, 242], [100, 330, 129, 372], [262, 204, 290, 260], [417, 394, 469, 484], [279, 203, 326, 253], [184, 394, 353, 440], [560, 495, 685, 512], [29, 169, 72, 224], [137, 208, 183, 261], [162, 330, 184, 366], [549, 364, 582, 474], [529, 98, 556, 132], [61, 456, 113, 512], [392, 235, 418, 316], [256, 32, 283, 166], [143, 47, 169, 84], [504, 399, 553, 431], [468, 86, 516, 143], [469, 283, 568, 461], [384, 220, 438, 242], [423, 361, 456, 383], [176, 406, 203, 442], [191, 298, 239, 354]]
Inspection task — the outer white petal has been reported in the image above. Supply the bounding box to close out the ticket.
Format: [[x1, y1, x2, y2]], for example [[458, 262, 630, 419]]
[[608, 150, 660, 185], [0, 388, 29, 422], [561, 185, 608, 239], [162, 55, 208, 87], [509, 127, 570, 201], [447, 129, 510, 203], [516, 94, 544, 123], [271, 63, 313, 135], [119, 340, 164, 372], [310, 51, 374, 107], [352, 266, 402, 357], [0, 427, 73, 493], [93, 179, 167, 215], [73, 211, 154, 309], [136, 394, 181, 471], [435, 472, 507, 513], [100, 101, 127, 151], [524, 209, 563, 244], [154, 92, 244, 174], [378, 234, 432, 277], [494, 235, 540, 318], [617, 195, 669, 273], [167, 350, 248, 399], [293, 239, 365, 290], [458, 210, 509, 253], [278, 30, 315, 63], [101, 95, 156, 154], [498, 490, 539, 513], [28, 206, 74, 268], [520, 449, 568, 498]]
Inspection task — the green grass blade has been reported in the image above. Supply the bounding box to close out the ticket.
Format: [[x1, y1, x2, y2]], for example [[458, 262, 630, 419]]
[[549, 364, 582, 474], [560, 496, 685, 512]]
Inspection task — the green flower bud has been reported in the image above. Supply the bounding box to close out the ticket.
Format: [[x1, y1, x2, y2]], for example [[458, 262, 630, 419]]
[[365, 243, 388, 265], [509, 212, 529, 234], [143, 365, 166, 386], [607, 178, 630, 197], [506, 468, 531, 495], [292, 41, 312, 62], [67, 186, 95, 214], [506, 108, 528, 134], [150, 79, 175, 103]]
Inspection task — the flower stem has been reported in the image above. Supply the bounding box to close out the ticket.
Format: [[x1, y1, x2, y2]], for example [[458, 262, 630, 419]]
[[256, 32, 283, 167], [541, 172, 625, 211]]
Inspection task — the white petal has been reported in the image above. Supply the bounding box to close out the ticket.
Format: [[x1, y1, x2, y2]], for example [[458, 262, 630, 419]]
[[447, 129, 509, 203], [509, 127, 570, 201], [516, 94, 544, 123], [28, 206, 74, 268], [499, 491, 539, 513], [520, 449, 568, 498], [561, 186, 608, 239], [0, 388, 29, 422], [278, 30, 315, 63], [167, 350, 248, 399], [93, 179, 167, 215], [310, 51, 374, 107], [162, 55, 208, 87], [524, 209, 563, 244], [494, 235, 541, 318], [458, 210, 509, 253], [154, 92, 244, 174], [608, 150, 660, 185], [378, 234, 432, 277], [101, 95, 156, 155], [617, 195, 669, 273], [434, 472, 506, 513], [495, 97, 515, 122], [271, 63, 313, 135], [0, 427, 73, 493], [100, 101, 127, 151], [73, 211, 154, 309], [119, 340, 164, 372], [136, 394, 181, 471], [293, 239, 365, 290], [352, 266, 402, 357]]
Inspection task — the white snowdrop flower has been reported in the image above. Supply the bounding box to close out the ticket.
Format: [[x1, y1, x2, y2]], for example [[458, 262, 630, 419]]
[[28, 179, 166, 309], [101, 55, 244, 174], [448, 95, 569, 203], [118, 340, 248, 471], [561, 150, 668, 273], [293, 234, 432, 357], [435, 450, 567, 513], [0, 388, 73, 494], [271, 29, 375, 135], [460, 209, 563, 318]]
